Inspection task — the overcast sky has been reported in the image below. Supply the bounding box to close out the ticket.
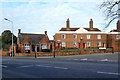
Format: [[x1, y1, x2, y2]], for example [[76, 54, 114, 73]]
[[0, 0, 118, 40]]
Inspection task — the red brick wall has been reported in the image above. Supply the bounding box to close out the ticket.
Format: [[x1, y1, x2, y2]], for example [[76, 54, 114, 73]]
[[107, 34, 120, 52], [54, 33, 107, 48]]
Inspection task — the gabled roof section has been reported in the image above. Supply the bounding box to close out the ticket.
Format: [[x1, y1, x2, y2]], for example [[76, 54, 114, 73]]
[[84, 28, 101, 32], [110, 29, 120, 32], [18, 33, 48, 45], [75, 28, 88, 33], [59, 28, 79, 31]]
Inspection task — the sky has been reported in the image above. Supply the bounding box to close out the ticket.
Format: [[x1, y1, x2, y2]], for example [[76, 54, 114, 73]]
[[0, 0, 118, 40]]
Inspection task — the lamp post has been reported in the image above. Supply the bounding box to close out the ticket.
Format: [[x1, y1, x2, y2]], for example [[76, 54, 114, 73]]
[[4, 18, 14, 57]]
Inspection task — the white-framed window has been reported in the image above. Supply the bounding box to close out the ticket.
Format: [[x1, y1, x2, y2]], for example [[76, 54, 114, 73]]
[[87, 35, 90, 39], [62, 34, 65, 39], [42, 44, 47, 49], [116, 35, 120, 39], [62, 42, 66, 47], [25, 44, 30, 50], [73, 42, 77, 47], [97, 42, 101, 46], [73, 34, 77, 39], [97, 35, 101, 39], [87, 42, 90, 47]]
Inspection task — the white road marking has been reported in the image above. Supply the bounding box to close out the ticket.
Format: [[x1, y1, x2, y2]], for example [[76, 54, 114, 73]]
[[36, 65, 51, 68], [97, 71, 120, 75], [66, 59, 71, 60], [100, 59, 108, 62], [54, 67, 68, 70], [0, 65, 8, 68], [17, 65, 33, 68], [80, 58, 87, 61], [73, 59, 79, 60]]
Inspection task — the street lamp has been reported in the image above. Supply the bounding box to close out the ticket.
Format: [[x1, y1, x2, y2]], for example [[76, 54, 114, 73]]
[[4, 18, 14, 57]]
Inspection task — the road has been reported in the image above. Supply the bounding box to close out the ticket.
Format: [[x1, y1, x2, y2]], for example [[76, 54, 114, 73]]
[[1, 53, 119, 79]]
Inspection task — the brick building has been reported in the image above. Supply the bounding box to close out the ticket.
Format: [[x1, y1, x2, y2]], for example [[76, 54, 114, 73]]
[[17, 29, 50, 53], [107, 20, 120, 52], [54, 18, 107, 49]]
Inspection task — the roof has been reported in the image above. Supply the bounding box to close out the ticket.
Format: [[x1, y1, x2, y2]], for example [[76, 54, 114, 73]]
[[84, 28, 101, 32], [19, 33, 48, 45], [110, 29, 120, 32], [59, 28, 79, 31]]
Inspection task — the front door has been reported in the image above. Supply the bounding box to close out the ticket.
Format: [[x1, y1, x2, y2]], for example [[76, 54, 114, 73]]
[[58, 43, 60, 49], [78, 43, 80, 48], [37, 45, 40, 52], [83, 43, 85, 48], [103, 43, 105, 47]]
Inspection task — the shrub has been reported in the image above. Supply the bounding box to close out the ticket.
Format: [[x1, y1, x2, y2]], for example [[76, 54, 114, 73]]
[[16, 49, 21, 53], [41, 49, 51, 52]]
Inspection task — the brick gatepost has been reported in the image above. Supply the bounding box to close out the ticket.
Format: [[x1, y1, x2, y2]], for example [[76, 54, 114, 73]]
[[52, 41, 55, 57], [40, 44, 42, 52], [30, 45, 32, 53], [14, 46, 16, 56]]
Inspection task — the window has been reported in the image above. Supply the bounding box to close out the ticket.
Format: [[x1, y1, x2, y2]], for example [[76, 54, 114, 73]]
[[97, 35, 101, 39], [97, 42, 101, 46], [73, 35, 77, 39], [62, 42, 66, 47], [42, 44, 47, 49], [25, 44, 30, 50], [116, 35, 119, 39], [73, 42, 77, 47], [62, 34, 65, 39], [87, 35, 90, 39], [87, 42, 90, 47]]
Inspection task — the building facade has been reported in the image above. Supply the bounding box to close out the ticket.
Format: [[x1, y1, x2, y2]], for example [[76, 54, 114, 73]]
[[107, 20, 120, 52], [17, 29, 50, 53], [54, 19, 107, 49]]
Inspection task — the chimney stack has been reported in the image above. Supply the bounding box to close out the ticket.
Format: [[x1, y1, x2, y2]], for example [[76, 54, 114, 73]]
[[45, 31, 47, 35], [89, 19, 93, 28], [66, 18, 70, 28], [117, 20, 120, 31], [18, 29, 21, 34]]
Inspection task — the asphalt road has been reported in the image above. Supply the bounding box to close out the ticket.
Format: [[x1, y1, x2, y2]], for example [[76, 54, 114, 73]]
[[1, 53, 119, 79]]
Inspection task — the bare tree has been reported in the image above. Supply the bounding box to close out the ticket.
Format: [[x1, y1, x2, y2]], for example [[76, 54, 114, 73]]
[[100, 0, 120, 29]]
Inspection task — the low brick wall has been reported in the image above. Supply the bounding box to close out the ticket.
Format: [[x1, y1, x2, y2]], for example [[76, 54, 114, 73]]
[[15, 52, 53, 57], [54, 48, 113, 56], [2, 51, 9, 56], [55, 51, 80, 56], [84, 48, 112, 54], [2, 48, 113, 57]]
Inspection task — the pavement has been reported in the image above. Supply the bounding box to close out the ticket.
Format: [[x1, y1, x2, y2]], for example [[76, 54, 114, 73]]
[[1, 52, 119, 78], [2, 52, 119, 62]]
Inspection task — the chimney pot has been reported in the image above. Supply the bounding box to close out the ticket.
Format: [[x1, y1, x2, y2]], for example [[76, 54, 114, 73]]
[[117, 20, 120, 31], [89, 19, 93, 28], [18, 29, 21, 34], [45, 31, 47, 35], [66, 18, 70, 28]]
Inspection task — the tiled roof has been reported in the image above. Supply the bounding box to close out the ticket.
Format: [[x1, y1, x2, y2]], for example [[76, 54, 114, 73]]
[[84, 28, 101, 32], [18, 33, 48, 45], [59, 28, 79, 31]]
